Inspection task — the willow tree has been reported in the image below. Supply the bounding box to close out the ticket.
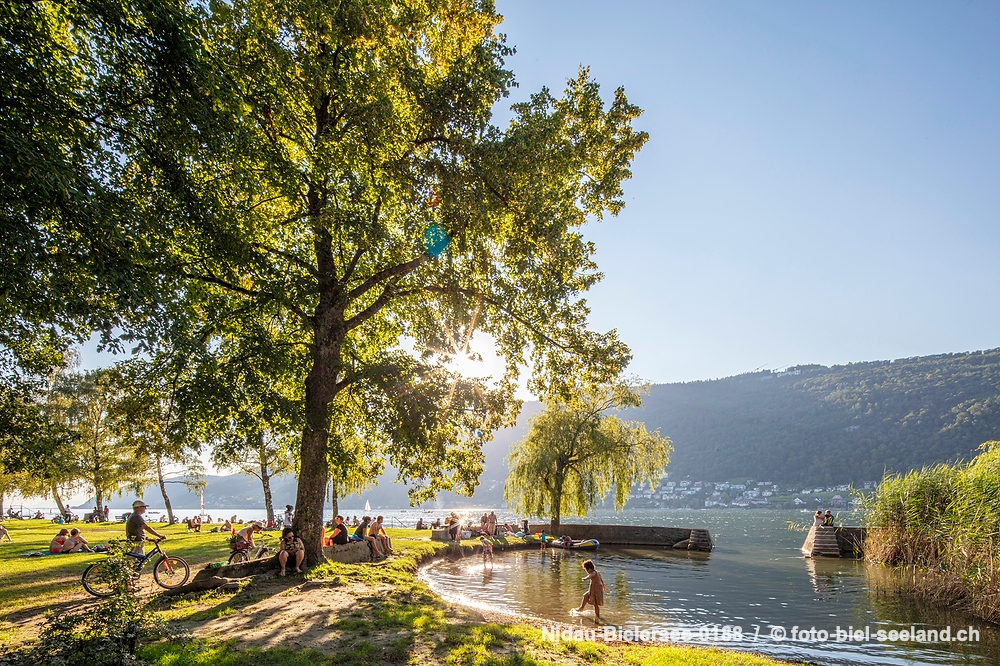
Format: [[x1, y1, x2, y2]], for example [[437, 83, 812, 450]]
[[109, 0, 646, 563], [505, 384, 671, 531]]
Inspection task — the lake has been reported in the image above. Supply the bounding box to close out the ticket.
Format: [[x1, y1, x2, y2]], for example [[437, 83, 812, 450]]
[[419, 509, 998, 665]]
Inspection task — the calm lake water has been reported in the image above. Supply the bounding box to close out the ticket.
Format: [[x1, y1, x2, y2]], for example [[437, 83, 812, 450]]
[[419, 509, 998, 665]]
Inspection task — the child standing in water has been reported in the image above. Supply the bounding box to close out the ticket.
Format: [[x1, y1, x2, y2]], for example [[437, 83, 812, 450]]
[[575, 559, 605, 621]]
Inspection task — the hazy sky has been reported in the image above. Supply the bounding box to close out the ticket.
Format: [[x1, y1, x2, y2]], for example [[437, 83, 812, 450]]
[[81, 2, 1000, 387], [491, 1, 1000, 383]]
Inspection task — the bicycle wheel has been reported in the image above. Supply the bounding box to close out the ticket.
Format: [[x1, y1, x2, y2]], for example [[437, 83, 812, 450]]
[[152, 556, 190, 589], [82, 562, 115, 597], [228, 549, 250, 565]]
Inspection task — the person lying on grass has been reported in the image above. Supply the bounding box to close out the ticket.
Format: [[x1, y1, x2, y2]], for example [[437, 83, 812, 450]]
[[278, 527, 305, 576]]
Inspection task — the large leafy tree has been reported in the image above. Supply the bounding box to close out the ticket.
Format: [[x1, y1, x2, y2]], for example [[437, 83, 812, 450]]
[[0, 0, 186, 378], [113, 0, 647, 562], [505, 383, 672, 531]]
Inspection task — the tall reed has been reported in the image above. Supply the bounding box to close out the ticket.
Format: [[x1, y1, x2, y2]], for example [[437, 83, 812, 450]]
[[862, 441, 1000, 622]]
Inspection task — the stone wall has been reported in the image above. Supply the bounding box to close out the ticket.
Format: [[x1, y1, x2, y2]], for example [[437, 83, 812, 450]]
[[323, 541, 373, 563], [528, 523, 713, 552]]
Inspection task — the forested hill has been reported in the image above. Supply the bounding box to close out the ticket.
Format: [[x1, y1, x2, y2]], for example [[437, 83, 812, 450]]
[[632, 349, 1000, 486]]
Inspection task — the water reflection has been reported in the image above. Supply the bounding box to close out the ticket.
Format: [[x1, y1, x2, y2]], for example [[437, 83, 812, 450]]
[[419, 509, 995, 665]]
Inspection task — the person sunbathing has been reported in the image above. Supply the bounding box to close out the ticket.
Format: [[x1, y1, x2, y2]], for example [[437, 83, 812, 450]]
[[61, 528, 93, 553], [49, 528, 70, 553]]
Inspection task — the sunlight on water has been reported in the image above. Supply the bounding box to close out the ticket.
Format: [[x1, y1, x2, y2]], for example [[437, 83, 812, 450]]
[[419, 509, 997, 666]]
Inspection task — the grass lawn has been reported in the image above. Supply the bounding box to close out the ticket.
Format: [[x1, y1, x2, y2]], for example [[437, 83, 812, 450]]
[[0, 520, 795, 666]]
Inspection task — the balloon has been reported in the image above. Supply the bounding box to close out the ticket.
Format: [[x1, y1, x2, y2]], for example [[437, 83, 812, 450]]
[[423, 224, 450, 258]]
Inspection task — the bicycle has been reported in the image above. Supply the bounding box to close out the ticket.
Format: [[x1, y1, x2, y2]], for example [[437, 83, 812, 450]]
[[82, 538, 190, 596], [228, 534, 273, 565]]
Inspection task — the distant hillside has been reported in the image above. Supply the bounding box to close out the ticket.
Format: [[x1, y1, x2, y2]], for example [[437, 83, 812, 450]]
[[91, 350, 1000, 510], [635, 349, 1000, 486]]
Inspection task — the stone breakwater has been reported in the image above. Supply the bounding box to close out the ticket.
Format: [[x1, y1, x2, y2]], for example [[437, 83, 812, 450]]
[[528, 523, 713, 552]]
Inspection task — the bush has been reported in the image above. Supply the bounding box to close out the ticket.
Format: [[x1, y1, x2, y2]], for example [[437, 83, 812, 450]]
[[0, 542, 158, 666]]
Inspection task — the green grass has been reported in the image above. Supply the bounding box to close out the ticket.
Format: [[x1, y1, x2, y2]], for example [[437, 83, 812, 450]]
[[0, 519, 234, 620], [2, 522, 796, 665]]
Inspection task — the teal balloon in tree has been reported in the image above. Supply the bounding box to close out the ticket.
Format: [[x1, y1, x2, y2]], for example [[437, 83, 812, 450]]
[[423, 224, 450, 258]]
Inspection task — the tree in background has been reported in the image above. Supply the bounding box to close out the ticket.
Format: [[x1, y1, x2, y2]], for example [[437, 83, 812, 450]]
[[46, 369, 150, 516], [110, 356, 206, 526], [213, 430, 295, 527], [505, 383, 671, 532]]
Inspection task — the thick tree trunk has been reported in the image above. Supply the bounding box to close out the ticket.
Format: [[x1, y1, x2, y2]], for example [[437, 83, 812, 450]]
[[295, 324, 339, 564], [156, 454, 174, 526], [294, 202, 343, 565], [95, 487, 105, 518], [295, 427, 330, 564], [52, 483, 67, 517]]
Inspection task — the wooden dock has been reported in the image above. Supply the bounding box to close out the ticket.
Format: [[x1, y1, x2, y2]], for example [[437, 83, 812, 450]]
[[801, 525, 866, 558]]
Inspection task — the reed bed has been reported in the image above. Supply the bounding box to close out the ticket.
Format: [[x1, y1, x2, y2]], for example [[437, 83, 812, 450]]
[[862, 440, 1000, 622]]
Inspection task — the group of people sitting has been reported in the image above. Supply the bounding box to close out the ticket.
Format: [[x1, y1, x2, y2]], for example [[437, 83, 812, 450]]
[[49, 528, 93, 553], [324, 514, 392, 558], [813, 510, 835, 527], [230, 521, 305, 576]]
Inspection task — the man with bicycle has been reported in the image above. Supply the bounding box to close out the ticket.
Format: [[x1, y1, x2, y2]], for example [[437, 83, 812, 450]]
[[126, 500, 166, 555], [234, 521, 263, 551]]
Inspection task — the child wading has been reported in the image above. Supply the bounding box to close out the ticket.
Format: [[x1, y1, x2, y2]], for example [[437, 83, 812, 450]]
[[575, 559, 606, 621]]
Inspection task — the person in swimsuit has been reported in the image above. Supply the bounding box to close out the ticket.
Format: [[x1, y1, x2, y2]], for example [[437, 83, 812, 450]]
[[49, 528, 70, 553], [575, 559, 606, 621], [479, 535, 493, 565]]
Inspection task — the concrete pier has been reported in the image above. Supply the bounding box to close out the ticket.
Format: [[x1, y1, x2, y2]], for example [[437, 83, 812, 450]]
[[530, 523, 713, 552], [801, 525, 866, 558]]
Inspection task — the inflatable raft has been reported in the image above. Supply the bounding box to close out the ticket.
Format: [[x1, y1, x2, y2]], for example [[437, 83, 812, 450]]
[[561, 538, 599, 550]]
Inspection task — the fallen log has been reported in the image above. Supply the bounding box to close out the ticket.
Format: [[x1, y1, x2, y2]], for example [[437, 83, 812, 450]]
[[160, 575, 250, 596]]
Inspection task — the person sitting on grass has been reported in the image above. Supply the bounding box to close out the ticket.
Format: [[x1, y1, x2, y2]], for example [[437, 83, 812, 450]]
[[370, 515, 392, 555], [49, 528, 70, 553], [61, 528, 93, 553], [278, 527, 305, 576], [0, 523, 10, 542]]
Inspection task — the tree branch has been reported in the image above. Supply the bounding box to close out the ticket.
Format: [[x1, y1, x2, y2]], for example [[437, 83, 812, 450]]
[[346, 255, 426, 302]]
